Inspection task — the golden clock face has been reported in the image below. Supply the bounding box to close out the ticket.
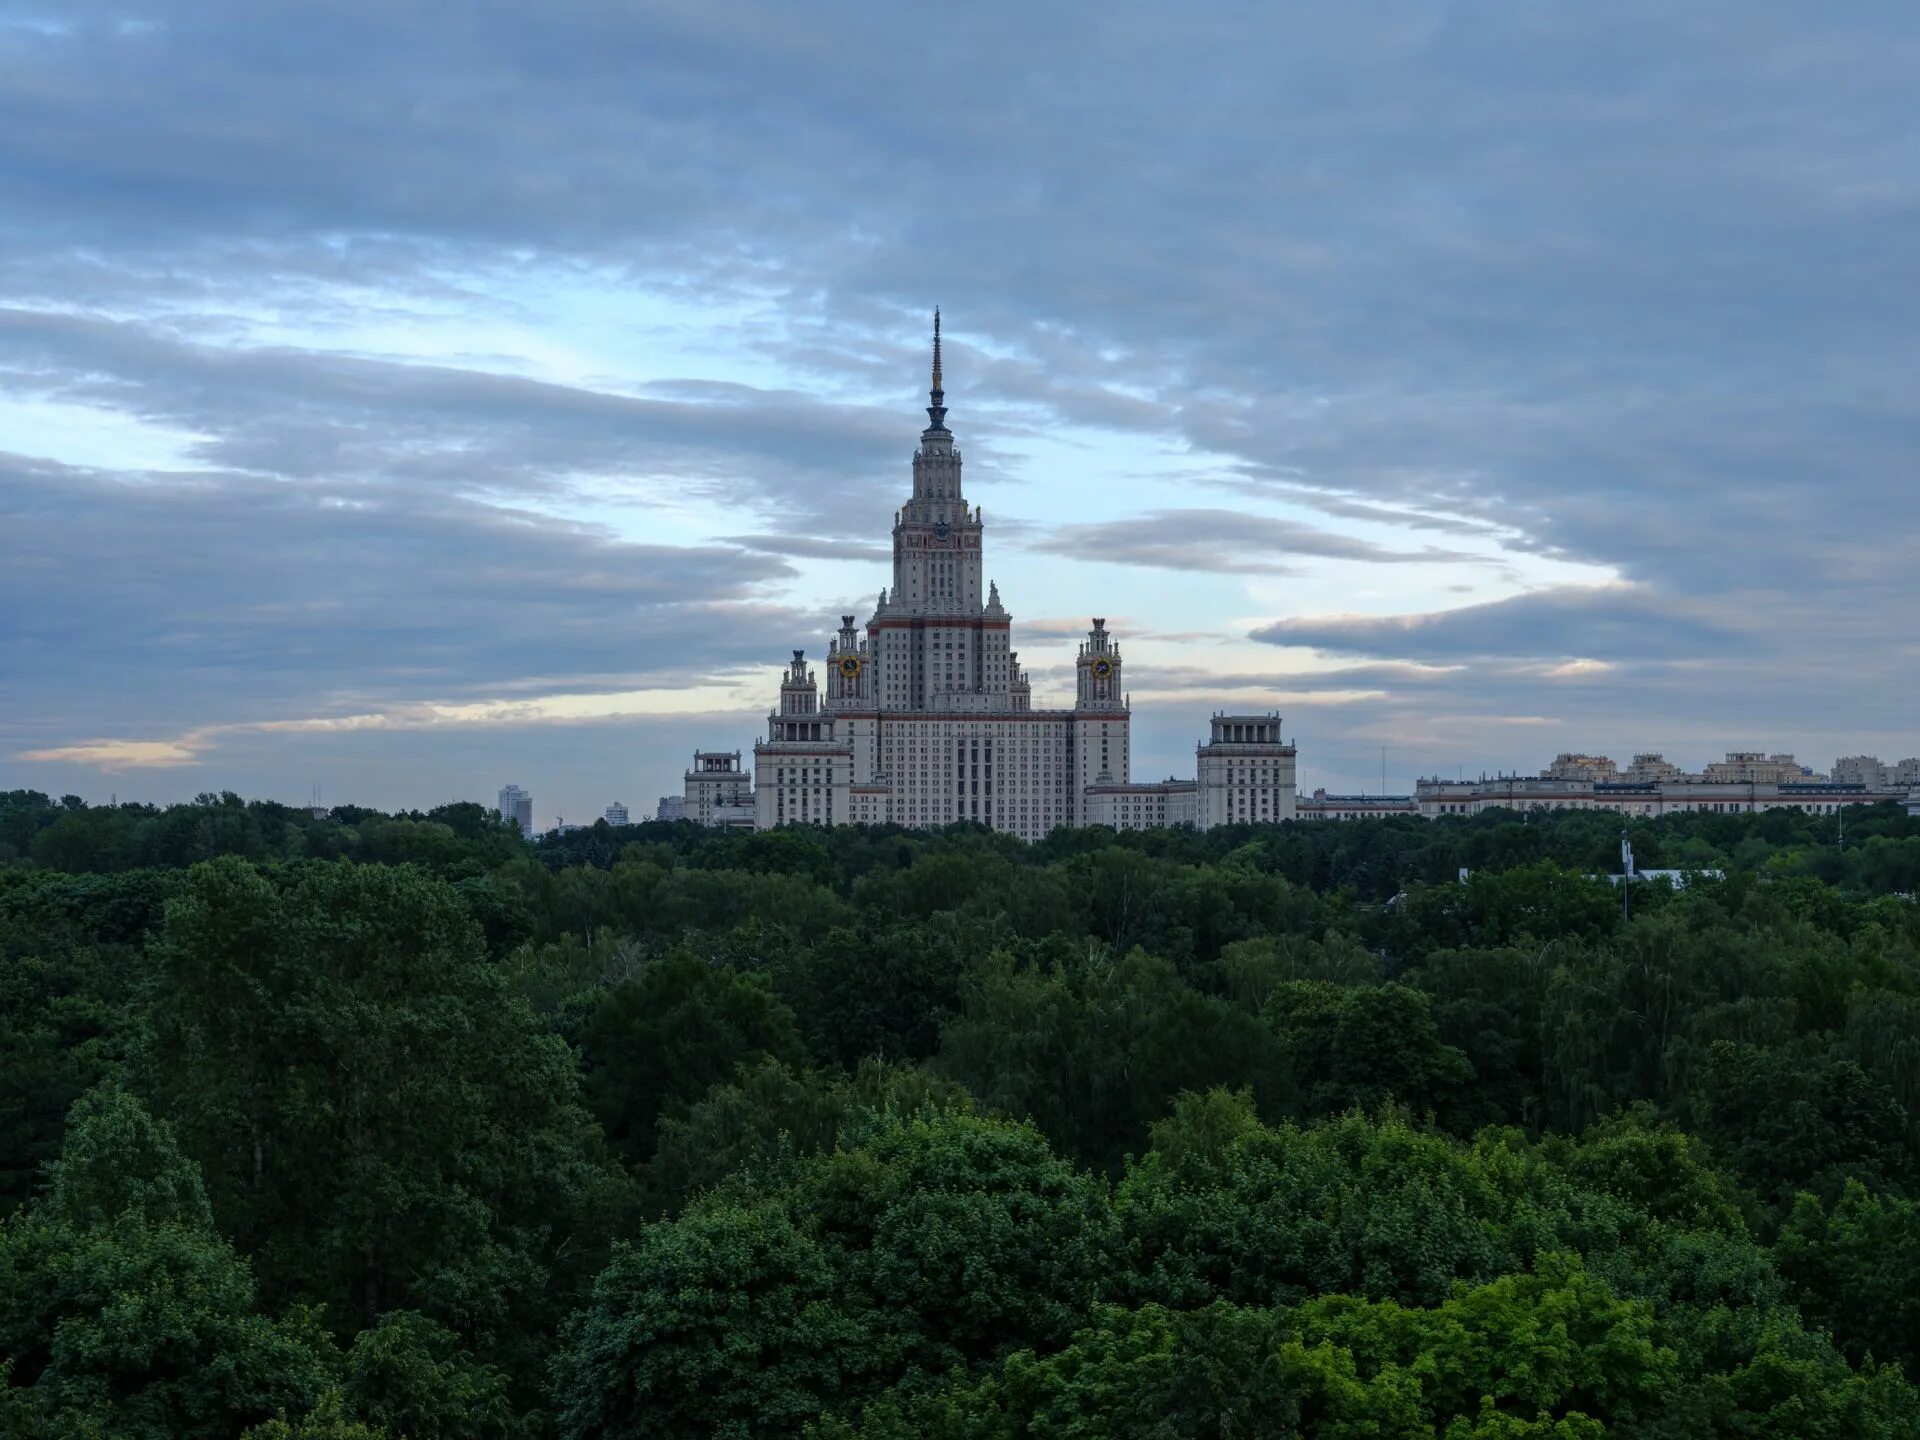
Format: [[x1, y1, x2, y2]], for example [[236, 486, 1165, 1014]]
[[1091, 657, 1114, 679], [837, 655, 863, 680]]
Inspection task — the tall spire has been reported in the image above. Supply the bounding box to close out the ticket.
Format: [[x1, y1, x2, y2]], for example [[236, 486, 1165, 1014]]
[[924, 307, 948, 434]]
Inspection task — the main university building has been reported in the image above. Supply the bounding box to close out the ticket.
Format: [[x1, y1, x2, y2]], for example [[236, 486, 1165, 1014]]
[[682, 315, 1297, 840], [674, 317, 1917, 837]]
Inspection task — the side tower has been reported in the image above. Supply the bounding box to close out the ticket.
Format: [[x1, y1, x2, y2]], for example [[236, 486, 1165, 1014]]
[[1196, 714, 1296, 829], [1072, 618, 1131, 822], [754, 650, 853, 827], [683, 751, 752, 828], [825, 613, 883, 803]]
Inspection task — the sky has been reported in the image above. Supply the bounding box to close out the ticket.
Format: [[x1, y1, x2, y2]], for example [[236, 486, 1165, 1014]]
[[3, 2, 1917, 827]]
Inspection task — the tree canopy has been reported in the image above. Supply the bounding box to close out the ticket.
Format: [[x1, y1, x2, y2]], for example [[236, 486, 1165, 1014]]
[[3, 788, 1918, 1433]]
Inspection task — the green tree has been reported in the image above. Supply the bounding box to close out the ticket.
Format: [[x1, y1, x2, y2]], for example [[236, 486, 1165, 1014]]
[[936, 947, 1289, 1170], [551, 1199, 875, 1440], [243, 1391, 386, 1440], [0, 1090, 332, 1439], [1700, 1041, 1916, 1207], [813, 1303, 1298, 1440], [343, 1310, 517, 1440], [554, 1109, 1115, 1439], [143, 858, 618, 1362], [0, 928, 133, 1212], [574, 949, 807, 1164], [643, 1058, 971, 1216], [1776, 1180, 1920, 1377], [1261, 980, 1474, 1123]]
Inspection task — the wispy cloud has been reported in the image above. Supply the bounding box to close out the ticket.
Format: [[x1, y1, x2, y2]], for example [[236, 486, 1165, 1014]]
[[1029, 508, 1480, 575]]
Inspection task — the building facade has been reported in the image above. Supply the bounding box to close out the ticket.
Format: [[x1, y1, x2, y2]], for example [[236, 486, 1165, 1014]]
[[684, 314, 1292, 839], [685, 751, 754, 828], [733, 313, 1131, 842], [604, 801, 629, 826], [1196, 714, 1297, 828]]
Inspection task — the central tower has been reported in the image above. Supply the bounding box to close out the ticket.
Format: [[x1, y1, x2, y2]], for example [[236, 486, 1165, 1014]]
[[890, 310, 985, 616], [870, 311, 1015, 713]]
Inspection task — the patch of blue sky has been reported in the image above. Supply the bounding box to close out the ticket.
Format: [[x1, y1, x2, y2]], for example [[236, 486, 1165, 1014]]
[[0, 397, 208, 473]]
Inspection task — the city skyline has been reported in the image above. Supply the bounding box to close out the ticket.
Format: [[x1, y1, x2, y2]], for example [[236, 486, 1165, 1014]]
[[5, 5, 1919, 827]]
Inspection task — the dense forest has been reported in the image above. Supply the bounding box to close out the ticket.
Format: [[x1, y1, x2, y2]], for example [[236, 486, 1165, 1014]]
[[4, 786, 1920, 1437]]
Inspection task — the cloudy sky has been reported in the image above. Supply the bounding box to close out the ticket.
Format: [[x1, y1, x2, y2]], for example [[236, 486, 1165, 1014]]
[[4, 2, 1917, 825]]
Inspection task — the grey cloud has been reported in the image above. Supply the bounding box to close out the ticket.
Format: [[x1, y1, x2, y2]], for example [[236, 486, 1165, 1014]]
[[0, 453, 804, 749], [1210, 476, 1518, 543], [0, 307, 912, 532], [1250, 586, 1751, 663], [1013, 616, 1109, 642], [1030, 508, 1478, 575]]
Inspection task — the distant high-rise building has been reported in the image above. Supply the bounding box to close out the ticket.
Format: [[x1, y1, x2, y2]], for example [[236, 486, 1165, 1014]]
[[655, 795, 686, 822], [604, 801, 630, 826], [498, 783, 533, 838], [1834, 755, 1887, 788]]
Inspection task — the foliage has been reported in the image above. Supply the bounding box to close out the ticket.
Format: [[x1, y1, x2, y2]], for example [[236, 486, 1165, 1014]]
[[141, 858, 620, 1375], [4, 791, 1920, 1432], [0, 1090, 333, 1439]]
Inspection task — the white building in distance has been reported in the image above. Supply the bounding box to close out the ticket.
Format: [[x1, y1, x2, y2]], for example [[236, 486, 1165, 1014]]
[[685, 751, 754, 829], [1834, 755, 1920, 789], [683, 313, 1293, 839], [1295, 749, 1911, 821], [497, 783, 532, 838]]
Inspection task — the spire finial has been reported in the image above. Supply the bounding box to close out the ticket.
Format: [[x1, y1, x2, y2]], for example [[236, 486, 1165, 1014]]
[[923, 307, 949, 434]]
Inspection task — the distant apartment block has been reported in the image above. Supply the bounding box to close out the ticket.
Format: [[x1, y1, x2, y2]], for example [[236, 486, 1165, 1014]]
[[604, 801, 630, 826], [1834, 755, 1920, 790], [655, 795, 686, 822], [1298, 751, 1912, 822], [497, 783, 532, 838]]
